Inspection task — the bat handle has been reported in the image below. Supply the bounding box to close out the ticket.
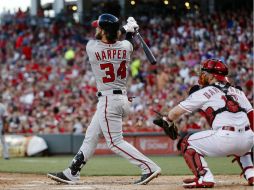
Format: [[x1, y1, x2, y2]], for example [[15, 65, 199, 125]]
[[134, 28, 140, 36]]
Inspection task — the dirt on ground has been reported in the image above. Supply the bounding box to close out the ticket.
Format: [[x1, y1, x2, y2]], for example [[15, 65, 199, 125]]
[[0, 173, 253, 190]]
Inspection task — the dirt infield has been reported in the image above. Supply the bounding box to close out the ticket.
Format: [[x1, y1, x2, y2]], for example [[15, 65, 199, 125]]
[[0, 173, 253, 190]]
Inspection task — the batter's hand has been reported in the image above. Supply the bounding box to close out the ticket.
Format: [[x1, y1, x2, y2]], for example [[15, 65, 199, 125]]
[[127, 17, 137, 23], [123, 22, 139, 33], [128, 18, 139, 30]]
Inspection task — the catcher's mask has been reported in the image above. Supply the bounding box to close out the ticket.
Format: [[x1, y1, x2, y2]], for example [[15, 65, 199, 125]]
[[198, 59, 229, 86]]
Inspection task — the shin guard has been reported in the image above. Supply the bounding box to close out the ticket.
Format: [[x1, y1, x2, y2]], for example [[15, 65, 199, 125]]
[[180, 136, 207, 177], [231, 152, 254, 180]]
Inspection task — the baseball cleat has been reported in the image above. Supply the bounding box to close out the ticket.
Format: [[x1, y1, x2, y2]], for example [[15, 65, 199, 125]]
[[134, 168, 161, 185], [248, 177, 254, 186], [183, 178, 215, 188], [47, 172, 76, 185]]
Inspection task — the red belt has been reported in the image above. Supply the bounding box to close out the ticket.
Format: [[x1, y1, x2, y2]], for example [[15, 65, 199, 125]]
[[222, 126, 250, 132]]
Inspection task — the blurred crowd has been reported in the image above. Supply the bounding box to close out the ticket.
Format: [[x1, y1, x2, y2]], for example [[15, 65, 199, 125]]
[[0, 8, 253, 134]]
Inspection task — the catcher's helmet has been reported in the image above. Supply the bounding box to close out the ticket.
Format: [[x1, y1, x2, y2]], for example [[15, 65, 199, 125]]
[[201, 59, 229, 82], [92, 13, 119, 32]]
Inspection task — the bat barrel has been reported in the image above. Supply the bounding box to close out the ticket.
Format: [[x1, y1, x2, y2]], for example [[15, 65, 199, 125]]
[[135, 31, 157, 65]]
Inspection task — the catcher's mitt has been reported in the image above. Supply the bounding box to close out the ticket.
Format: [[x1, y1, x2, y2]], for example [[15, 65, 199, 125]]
[[153, 111, 178, 140]]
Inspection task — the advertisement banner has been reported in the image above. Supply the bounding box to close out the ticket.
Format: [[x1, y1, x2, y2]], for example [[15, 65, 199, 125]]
[[0, 135, 27, 157], [0, 135, 48, 157], [1, 134, 179, 156], [94, 136, 179, 155], [135, 136, 179, 155]]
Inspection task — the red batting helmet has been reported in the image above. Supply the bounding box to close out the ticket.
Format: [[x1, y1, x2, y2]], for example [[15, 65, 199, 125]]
[[201, 59, 229, 83]]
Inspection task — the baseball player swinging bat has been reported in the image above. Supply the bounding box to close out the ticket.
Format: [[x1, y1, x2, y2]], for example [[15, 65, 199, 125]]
[[135, 30, 157, 65]]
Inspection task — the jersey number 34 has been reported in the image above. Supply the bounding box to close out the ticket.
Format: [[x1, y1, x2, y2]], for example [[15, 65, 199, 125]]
[[100, 61, 126, 83]]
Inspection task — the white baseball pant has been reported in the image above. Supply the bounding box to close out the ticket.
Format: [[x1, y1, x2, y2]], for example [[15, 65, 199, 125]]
[[0, 123, 9, 159], [79, 94, 160, 174], [187, 128, 254, 181]]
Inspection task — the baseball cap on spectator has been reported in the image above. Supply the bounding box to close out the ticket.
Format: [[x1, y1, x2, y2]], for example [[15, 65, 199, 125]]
[[245, 80, 253, 90]]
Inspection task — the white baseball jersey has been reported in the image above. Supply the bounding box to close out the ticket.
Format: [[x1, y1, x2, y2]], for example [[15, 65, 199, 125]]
[[86, 40, 133, 92], [0, 103, 6, 126], [0, 103, 9, 159], [73, 38, 161, 176], [179, 83, 252, 130]]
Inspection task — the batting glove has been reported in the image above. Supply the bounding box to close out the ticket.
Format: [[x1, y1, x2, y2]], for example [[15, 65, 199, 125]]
[[127, 17, 136, 23], [123, 22, 139, 33], [127, 17, 139, 30]]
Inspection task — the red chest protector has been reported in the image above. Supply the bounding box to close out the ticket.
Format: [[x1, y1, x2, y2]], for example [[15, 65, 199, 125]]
[[202, 83, 247, 126]]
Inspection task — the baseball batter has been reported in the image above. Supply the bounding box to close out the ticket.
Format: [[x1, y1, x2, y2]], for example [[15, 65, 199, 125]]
[[154, 59, 254, 188], [0, 102, 9, 160], [48, 14, 161, 185]]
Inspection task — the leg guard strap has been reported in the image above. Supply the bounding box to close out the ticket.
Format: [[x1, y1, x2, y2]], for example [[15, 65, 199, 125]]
[[242, 166, 254, 176], [231, 152, 254, 178], [69, 151, 86, 176]]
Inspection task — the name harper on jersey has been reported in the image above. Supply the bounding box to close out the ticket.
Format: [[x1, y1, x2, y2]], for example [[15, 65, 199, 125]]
[[95, 49, 127, 61]]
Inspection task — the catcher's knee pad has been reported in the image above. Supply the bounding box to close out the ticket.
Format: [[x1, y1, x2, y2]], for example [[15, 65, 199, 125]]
[[180, 136, 206, 177], [232, 152, 254, 180], [69, 151, 86, 176]]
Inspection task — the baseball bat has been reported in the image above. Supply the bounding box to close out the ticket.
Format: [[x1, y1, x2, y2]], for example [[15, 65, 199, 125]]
[[135, 31, 157, 65]]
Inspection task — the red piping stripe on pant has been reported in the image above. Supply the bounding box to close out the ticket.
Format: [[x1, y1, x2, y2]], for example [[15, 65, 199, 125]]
[[104, 96, 152, 173]]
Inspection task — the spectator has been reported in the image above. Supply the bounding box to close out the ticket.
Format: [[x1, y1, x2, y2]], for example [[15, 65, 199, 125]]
[[0, 8, 252, 135]]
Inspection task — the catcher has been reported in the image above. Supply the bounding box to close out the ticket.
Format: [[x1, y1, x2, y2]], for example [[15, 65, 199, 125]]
[[153, 59, 254, 188]]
